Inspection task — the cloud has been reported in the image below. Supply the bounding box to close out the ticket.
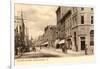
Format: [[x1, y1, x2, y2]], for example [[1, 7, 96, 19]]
[[15, 3, 58, 39]]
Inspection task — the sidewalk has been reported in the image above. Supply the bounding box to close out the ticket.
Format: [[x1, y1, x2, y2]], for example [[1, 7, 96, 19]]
[[41, 47, 87, 57]]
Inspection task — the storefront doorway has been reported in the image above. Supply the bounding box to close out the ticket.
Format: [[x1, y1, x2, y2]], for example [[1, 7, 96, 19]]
[[80, 37, 85, 50]]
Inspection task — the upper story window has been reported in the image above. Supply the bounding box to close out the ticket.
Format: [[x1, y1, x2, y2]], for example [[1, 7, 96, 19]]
[[81, 15, 84, 24], [91, 8, 93, 10], [91, 16, 93, 24], [81, 8, 84, 10]]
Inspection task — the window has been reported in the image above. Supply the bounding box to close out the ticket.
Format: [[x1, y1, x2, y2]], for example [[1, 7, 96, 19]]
[[81, 8, 84, 10], [90, 30, 94, 46], [81, 16, 84, 24], [91, 8, 93, 10], [91, 16, 93, 24], [16, 27, 18, 33], [80, 37, 85, 41], [20, 26, 21, 30]]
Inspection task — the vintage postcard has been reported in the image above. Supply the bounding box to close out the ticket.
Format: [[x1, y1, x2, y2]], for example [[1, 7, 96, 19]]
[[14, 3, 94, 65]]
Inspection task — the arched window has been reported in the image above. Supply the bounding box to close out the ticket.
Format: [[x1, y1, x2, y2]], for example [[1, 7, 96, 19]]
[[90, 30, 94, 46]]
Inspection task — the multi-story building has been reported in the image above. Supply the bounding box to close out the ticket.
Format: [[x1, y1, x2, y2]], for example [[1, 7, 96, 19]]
[[45, 25, 57, 47], [56, 6, 94, 53], [37, 25, 57, 47]]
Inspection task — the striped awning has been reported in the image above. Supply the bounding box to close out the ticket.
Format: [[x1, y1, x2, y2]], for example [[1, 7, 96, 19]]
[[59, 40, 65, 44], [41, 42, 48, 45]]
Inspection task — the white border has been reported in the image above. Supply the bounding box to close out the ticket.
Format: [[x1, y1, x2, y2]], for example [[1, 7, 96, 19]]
[[10, 0, 98, 69], [11, 0, 14, 68], [15, 0, 95, 7]]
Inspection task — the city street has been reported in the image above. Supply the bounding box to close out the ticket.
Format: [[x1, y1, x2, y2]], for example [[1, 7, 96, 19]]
[[15, 47, 94, 65], [15, 47, 89, 59], [14, 4, 94, 65]]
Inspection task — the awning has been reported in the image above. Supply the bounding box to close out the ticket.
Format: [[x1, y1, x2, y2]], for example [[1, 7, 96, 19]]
[[55, 39, 60, 44], [58, 40, 65, 44], [54, 39, 60, 47], [41, 42, 48, 45]]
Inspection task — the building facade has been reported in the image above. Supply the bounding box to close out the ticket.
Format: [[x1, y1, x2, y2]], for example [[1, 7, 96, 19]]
[[14, 11, 26, 55], [56, 6, 94, 53], [37, 25, 57, 47], [14, 15, 25, 47]]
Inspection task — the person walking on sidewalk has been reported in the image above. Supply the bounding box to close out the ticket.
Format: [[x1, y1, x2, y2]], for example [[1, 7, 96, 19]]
[[62, 43, 67, 54]]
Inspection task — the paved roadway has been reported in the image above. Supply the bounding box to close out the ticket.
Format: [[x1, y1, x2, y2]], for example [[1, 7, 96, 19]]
[[15, 47, 89, 59]]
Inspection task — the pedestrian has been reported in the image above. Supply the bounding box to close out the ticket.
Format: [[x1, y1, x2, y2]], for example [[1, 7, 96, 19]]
[[85, 44, 88, 55]]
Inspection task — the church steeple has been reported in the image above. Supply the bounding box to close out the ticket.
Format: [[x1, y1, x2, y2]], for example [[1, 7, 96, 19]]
[[20, 9, 25, 41]]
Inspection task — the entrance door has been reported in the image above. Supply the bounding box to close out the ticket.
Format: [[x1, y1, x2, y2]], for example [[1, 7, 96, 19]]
[[80, 37, 85, 50], [67, 39, 72, 49]]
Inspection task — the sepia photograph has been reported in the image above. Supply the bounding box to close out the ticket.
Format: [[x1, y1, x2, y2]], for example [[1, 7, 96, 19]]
[[14, 3, 94, 65]]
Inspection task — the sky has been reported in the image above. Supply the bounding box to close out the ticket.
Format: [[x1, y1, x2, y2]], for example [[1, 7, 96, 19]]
[[15, 3, 58, 39]]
